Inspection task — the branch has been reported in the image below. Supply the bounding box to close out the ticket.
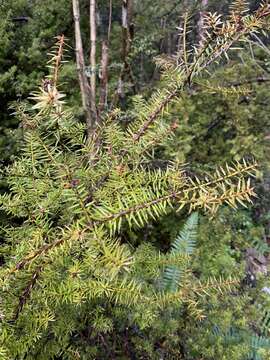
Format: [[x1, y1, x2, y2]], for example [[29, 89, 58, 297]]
[[132, 88, 179, 142], [232, 76, 270, 87], [131, 4, 270, 143], [13, 266, 43, 320], [52, 35, 65, 87]]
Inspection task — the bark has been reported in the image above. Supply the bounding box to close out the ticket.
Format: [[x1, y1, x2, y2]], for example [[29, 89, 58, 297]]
[[98, 0, 112, 113], [53, 35, 65, 86], [107, 0, 112, 42], [72, 0, 94, 136], [111, 0, 135, 108], [122, 0, 133, 58], [120, 0, 135, 93], [122, 0, 134, 81], [198, 0, 208, 43], [90, 0, 98, 122], [99, 40, 109, 112]]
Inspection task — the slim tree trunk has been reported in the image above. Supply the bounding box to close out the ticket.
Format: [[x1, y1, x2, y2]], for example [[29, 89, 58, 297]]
[[90, 0, 98, 122], [98, 0, 112, 113], [107, 0, 112, 42], [72, 0, 94, 136], [176, 0, 189, 67], [122, 0, 133, 61], [111, 0, 135, 108], [198, 0, 208, 43], [99, 40, 109, 112]]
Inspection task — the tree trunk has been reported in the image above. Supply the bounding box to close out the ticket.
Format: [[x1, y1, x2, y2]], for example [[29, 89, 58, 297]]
[[107, 0, 112, 42], [122, 0, 133, 60], [72, 0, 94, 136], [198, 0, 208, 43], [99, 40, 109, 112], [98, 0, 112, 113], [111, 0, 134, 108], [90, 0, 98, 122]]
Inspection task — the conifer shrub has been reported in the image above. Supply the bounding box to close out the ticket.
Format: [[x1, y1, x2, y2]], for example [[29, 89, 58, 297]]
[[1, 2, 270, 359]]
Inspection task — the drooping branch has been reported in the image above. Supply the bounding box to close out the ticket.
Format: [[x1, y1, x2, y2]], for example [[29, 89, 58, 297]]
[[92, 165, 256, 226]]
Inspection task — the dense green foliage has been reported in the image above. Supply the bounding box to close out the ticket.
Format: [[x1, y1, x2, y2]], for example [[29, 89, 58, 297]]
[[1, 1, 270, 359]]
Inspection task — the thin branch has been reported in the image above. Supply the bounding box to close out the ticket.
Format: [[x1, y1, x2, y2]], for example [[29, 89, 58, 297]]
[[92, 180, 255, 226], [13, 266, 43, 320], [98, 0, 112, 114], [52, 35, 65, 87], [132, 88, 180, 142], [232, 76, 270, 87]]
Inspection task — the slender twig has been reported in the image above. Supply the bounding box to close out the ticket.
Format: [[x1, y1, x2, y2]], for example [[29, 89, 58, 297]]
[[13, 266, 43, 320], [232, 76, 270, 87], [52, 35, 65, 87]]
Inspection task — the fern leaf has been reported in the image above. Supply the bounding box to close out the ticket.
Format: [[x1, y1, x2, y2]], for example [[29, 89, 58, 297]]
[[171, 212, 198, 255], [163, 212, 198, 292]]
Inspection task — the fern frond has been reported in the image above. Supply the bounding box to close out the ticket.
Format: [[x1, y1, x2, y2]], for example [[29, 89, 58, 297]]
[[171, 212, 198, 255], [259, 308, 270, 335], [213, 326, 270, 360], [163, 212, 198, 292]]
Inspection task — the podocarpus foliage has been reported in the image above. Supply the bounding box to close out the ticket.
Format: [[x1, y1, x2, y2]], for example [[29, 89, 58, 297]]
[[0, 2, 270, 359]]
